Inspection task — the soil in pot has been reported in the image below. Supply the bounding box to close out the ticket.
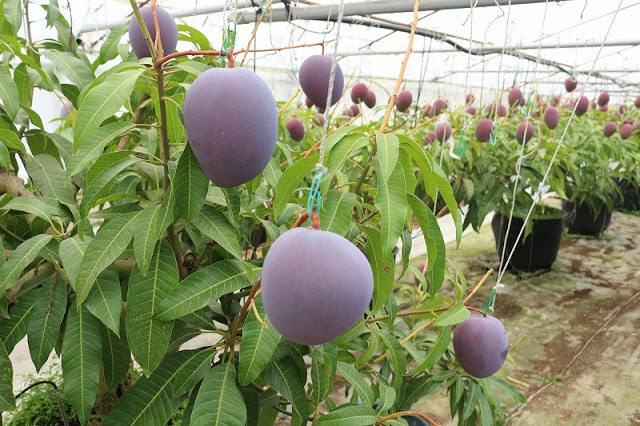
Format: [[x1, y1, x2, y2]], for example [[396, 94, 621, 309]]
[[491, 208, 564, 272], [562, 201, 612, 236]]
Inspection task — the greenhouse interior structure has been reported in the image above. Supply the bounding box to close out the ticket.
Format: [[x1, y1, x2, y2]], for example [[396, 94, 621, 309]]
[[0, 0, 638, 424]]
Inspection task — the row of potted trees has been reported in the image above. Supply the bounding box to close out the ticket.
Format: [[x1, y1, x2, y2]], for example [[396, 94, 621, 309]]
[[414, 92, 640, 272]]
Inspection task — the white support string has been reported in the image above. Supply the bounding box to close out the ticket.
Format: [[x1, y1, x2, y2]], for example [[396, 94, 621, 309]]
[[495, 0, 550, 290], [317, 0, 346, 171], [491, 0, 512, 124], [492, 0, 626, 297]]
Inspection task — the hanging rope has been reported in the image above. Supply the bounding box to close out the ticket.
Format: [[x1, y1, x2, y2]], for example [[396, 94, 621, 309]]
[[307, 0, 346, 217]]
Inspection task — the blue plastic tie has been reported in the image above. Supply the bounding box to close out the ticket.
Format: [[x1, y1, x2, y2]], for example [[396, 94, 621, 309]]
[[306, 169, 324, 217], [220, 23, 236, 60]]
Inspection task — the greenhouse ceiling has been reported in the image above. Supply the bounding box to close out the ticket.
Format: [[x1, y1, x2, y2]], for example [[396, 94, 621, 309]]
[[33, 0, 640, 101]]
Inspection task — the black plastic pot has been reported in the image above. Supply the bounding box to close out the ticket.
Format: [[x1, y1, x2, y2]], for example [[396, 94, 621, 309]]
[[615, 178, 640, 211], [562, 201, 612, 236], [491, 210, 564, 272]]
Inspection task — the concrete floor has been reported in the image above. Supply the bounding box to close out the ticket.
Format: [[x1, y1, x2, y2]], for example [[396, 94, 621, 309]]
[[411, 211, 640, 425]]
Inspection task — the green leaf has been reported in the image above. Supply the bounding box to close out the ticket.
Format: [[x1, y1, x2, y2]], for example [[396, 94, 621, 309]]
[[238, 297, 281, 386], [486, 377, 526, 403], [376, 132, 400, 184], [396, 376, 441, 411], [59, 235, 91, 287], [461, 380, 480, 420], [24, 154, 75, 204], [103, 350, 191, 426], [96, 25, 128, 68], [67, 122, 136, 179], [431, 160, 461, 244], [75, 210, 142, 303], [407, 194, 446, 294], [173, 346, 216, 396], [360, 227, 394, 314], [376, 382, 396, 415], [410, 326, 451, 375], [0, 340, 14, 410], [263, 158, 282, 188], [0, 142, 10, 169], [127, 240, 179, 374], [44, 51, 94, 89], [310, 343, 337, 408], [174, 60, 211, 76], [398, 134, 435, 197], [322, 134, 369, 192], [2, 0, 21, 33], [27, 276, 67, 372], [313, 405, 376, 425], [174, 142, 209, 224], [374, 161, 407, 255], [74, 67, 144, 150], [1, 196, 69, 225], [319, 190, 356, 237], [162, 92, 186, 143], [0, 66, 19, 119], [0, 128, 23, 151], [191, 363, 247, 425], [80, 153, 141, 216], [86, 267, 121, 335], [100, 319, 131, 389], [62, 305, 102, 425], [192, 205, 241, 260], [133, 189, 174, 275], [264, 355, 309, 420], [378, 331, 406, 390], [156, 260, 258, 321], [478, 393, 493, 426], [337, 361, 375, 406], [433, 302, 470, 327], [0, 234, 53, 295], [0, 290, 37, 353], [273, 154, 318, 221]]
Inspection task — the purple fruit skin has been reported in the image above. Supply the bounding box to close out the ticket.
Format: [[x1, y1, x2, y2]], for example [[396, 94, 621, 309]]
[[619, 104, 627, 114], [508, 87, 522, 107], [604, 122, 617, 137], [598, 92, 610, 107], [183, 68, 277, 188], [475, 119, 493, 142], [453, 315, 509, 378], [635, 96, 640, 108], [599, 105, 608, 112], [396, 90, 413, 111], [59, 100, 73, 118], [305, 97, 313, 108], [351, 83, 368, 104], [465, 106, 477, 115], [347, 104, 360, 117], [433, 99, 447, 116], [551, 96, 560, 106], [614, 112, 622, 119], [261, 227, 374, 346], [299, 55, 344, 109], [623, 116, 634, 125], [286, 117, 305, 142], [364, 90, 376, 108], [620, 123, 633, 139], [312, 114, 325, 126], [590, 100, 597, 109], [423, 132, 436, 145], [498, 104, 507, 117], [544, 107, 559, 129], [422, 104, 434, 117], [516, 122, 535, 144], [575, 96, 589, 116], [436, 122, 452, 142], [129, 5, 178, 59], [564, 76, 577, 93], [466, 93, 475, 105]]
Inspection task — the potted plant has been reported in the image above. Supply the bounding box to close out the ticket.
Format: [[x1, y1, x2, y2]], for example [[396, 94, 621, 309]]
[[558, 109, 624, 235], [462, 103, 568, 272]]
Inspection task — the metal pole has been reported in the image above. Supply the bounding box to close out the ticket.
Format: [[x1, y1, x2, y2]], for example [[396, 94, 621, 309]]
[[79, 0, 283, 34], [334, 39, 640, 56], [236, 0, 567, 24]]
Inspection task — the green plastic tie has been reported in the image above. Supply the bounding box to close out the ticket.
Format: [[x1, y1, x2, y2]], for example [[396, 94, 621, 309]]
[[456, 131, 467, 157], [489, 122, 499, 146], [306, 168, 324, 217], [483, 288, 497, 315]]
